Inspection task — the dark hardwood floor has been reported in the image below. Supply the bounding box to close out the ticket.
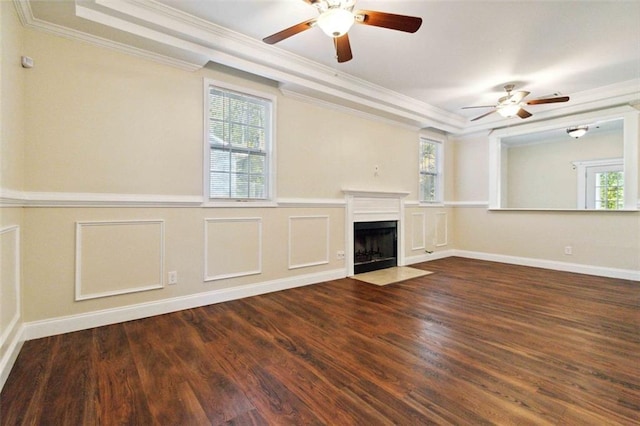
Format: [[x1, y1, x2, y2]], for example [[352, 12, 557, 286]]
[[2, 257, 639, 425]]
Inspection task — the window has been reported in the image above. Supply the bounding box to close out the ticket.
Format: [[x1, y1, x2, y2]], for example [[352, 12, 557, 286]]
[[575, 158, 624, 209], [419, 137, 443, 203], [205, 80, 275, 201]]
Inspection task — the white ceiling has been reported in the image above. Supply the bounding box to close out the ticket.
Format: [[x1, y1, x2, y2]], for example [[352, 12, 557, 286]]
[[18, 0, 640, 133]]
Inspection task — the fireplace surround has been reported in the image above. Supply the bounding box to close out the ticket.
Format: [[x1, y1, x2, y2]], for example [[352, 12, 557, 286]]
[[343, 190, 409, 276]]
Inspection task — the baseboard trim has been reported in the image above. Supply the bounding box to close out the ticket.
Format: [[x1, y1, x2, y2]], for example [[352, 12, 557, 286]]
[[453, 250, 640, 281], [23, 268, 347, 341], [404, 249, 455, 266], [0, 325, 25, 392]]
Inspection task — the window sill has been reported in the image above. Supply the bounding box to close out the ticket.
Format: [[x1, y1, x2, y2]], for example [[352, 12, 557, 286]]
[[419, 202, 445, 208], [203, 200, 278, 208]]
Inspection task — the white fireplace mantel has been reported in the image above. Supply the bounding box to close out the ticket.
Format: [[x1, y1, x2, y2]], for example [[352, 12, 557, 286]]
[[343, 190, 409, 276]]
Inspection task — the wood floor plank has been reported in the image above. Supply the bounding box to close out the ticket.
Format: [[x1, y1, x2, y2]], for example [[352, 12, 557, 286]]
[[2, 257, 639, 425], [0, 336, 60, 425], [123, 317, 210, 425], [92, 324, 155, 424], [162, 311, 256, 423]]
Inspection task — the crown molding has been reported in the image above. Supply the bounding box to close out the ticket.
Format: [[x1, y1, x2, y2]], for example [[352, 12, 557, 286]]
[[14, 1, 640, 135], [13, 0, 203, 71]]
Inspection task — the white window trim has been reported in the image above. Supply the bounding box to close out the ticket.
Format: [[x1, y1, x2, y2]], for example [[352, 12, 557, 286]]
[[573, 158, 623, 209], [418, 135, 445, 206], [202, 78, 277, 207]]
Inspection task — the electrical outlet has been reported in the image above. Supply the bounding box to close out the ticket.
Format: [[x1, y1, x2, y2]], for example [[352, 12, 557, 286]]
[[336, 250, 345, 260], [168, 271, 178, 285], [564, 246, 573, 255]]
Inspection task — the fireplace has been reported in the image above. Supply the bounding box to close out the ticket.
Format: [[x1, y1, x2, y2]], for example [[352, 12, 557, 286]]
[[343, 189, 408, 276], [353, 221, 398, 274]]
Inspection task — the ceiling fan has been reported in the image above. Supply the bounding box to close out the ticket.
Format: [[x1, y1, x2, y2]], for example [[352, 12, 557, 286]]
[[463, 84, 570, 122], [262, 0, 422, 63]]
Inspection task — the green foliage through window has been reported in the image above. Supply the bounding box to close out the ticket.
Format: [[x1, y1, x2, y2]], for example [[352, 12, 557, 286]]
[[419, 138, 441, 202], [595, 171, 624, 210]]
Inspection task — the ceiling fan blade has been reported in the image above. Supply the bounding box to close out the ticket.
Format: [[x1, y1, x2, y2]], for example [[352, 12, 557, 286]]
[[461, 105, 496, 109], [517, 108, 532, 119], [526, 96, 570, 105], [263, 19, 316, 44], [355, 10, 423, 33], [334, 33, 353, 63], [470, 109, 497, 121]]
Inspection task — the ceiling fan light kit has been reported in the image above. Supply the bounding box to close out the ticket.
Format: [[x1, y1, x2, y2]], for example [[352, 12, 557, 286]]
[[317, 8, 355, 37], [263, 0, 422, 63], [464, 84, 571, 122], [567, 126, 589, 138], [497, 103, 521, 118]]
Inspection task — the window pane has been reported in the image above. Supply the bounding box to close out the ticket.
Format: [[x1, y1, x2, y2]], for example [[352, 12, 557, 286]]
[[421, 143, 436, 173], [231, 173, 249, 198], [231, 152, 249, 173], [249, 154, 265, 174], [246, 127, 264, 150], [209, 121, 226, 143], [210, 172, 230, 198], [249, 175, 265, 198], [420, 174, 436, 202], [207, 84, 272, 200], [247, 104, 265, 127], [209, 90, 225, 119], [594, 171, 624, 210], [211, 149, 230, 172], [419, 138, 441, 202]]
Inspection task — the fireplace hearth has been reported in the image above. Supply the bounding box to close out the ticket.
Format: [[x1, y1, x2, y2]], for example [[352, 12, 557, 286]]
[[353, 221, 397, 274]]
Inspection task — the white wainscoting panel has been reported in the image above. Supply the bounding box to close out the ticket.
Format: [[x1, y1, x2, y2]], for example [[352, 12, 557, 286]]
[[411, 213, 426, 250], [435, 212, 448, 247], [288, 216, 330, 270], [204, 217, 262, 281], [0, 226, 20, 350], [75, 220, 165, 301]]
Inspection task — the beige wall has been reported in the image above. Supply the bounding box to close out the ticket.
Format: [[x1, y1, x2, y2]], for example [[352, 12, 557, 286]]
[[1, 1, 25, 192], [447, 133, 489, 202], [278, 98, 419, 199], [23, 30, 203, 195], [451, 132, 640, 271], [0, 2, 25, 371]]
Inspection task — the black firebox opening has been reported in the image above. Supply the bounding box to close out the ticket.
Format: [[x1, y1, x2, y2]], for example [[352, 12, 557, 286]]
[[353, 220, 397, 274]]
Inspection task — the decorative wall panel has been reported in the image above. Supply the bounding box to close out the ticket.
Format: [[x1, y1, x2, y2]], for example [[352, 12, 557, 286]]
[[204, 218, 262, 281], [288, 216, 329, 269], [0, 226, 20, 347], [435, 212, 448, 247], [411, 213, 426, 250], [75, 220, 164, 300]]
